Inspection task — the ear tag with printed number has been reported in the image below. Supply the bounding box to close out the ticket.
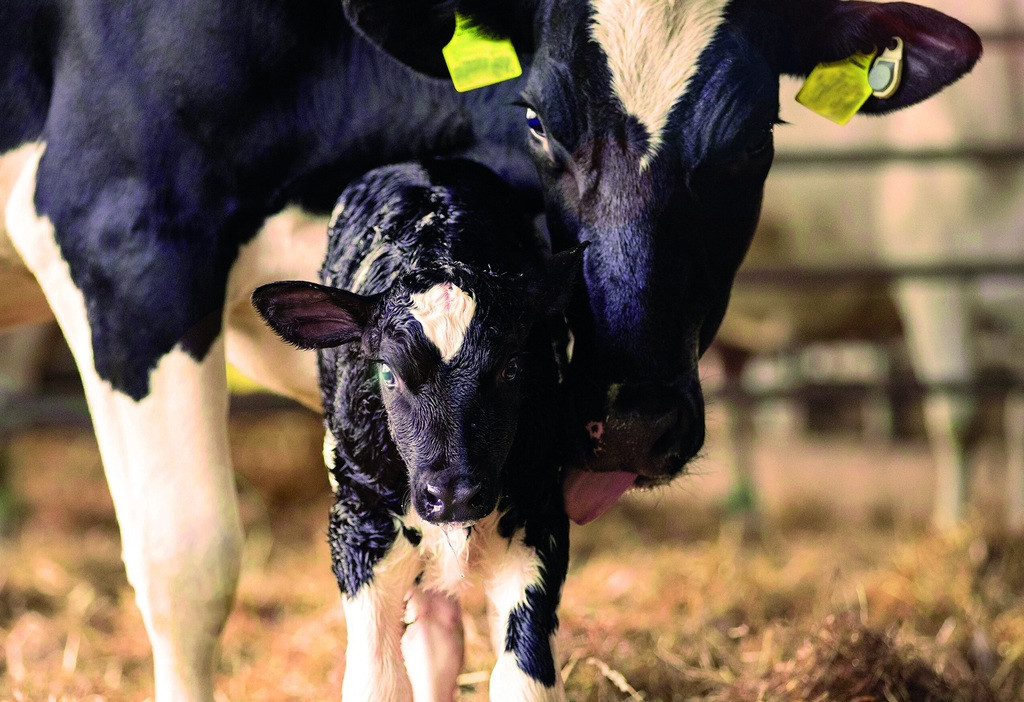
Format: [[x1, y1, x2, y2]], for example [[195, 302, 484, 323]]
[[442, 14, 522, 93], [796, 49, 877, 125]]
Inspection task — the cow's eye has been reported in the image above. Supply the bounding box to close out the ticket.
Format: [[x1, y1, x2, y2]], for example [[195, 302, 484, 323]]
[[746, 126, 773, 156], [379, 363, 398, 390], [500, 357, 522, 384], [525, 108, 546, 142]]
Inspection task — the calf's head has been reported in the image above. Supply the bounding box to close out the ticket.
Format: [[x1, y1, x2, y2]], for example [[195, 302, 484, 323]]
[[343, 0, 981, 510], [252, 248, 584, 525]]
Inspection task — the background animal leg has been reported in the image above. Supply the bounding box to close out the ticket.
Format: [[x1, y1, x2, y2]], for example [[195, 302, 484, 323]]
[[401, 588, 464, 702], [224, 207, 327, 411], [1005, 392, 1024, 532], [0, 322, 51, 529], [893, 281, 976, 529], [718, 345, 759, 517]]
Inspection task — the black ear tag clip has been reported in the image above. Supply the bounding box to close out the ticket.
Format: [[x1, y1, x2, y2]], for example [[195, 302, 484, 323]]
[[869, 37, 904, 99]]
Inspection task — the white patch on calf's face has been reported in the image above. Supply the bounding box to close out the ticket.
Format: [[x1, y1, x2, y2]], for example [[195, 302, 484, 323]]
[[409, 282, 476, 362], [590, 0, 731, 167]]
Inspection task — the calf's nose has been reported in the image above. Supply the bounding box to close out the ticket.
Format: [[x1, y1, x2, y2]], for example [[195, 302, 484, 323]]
[[421, 479, 488, 524]]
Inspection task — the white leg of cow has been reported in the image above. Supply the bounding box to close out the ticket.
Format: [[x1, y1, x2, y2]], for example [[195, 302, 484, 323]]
[[7, 145, 242, 701], [401, 589, 464, 702], [722, 393, 758, 515], [924, 393, 973, 529], [894, 281, 976, 529], [713, 345, 758, 515], [1005, 392, 1024, 532]]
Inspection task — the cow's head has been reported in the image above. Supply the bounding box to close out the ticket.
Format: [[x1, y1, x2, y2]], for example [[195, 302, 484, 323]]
[[343, 0, 981, 519], [252, 248, 583, 525]]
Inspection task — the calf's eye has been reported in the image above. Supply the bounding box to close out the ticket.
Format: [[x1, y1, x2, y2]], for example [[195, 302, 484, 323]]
[[500, 357, 522, 383], [379, 363, 398, 390], [525, 108, 546, 142]]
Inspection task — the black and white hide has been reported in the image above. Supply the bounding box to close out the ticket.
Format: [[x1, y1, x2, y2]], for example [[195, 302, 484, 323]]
[[253, 159, 584, 701]]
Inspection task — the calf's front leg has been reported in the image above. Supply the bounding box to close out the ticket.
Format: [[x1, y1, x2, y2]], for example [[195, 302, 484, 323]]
[[331, 500, 421, 701], [485, 524, 569, 702]]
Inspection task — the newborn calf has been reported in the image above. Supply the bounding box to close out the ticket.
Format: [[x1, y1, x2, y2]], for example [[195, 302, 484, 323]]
[[253, 159, 583, 701]]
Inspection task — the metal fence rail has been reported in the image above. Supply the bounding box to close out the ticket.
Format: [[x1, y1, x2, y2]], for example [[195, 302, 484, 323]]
[[736, 261, 1024, 285], [775, 146, 1024, 168]]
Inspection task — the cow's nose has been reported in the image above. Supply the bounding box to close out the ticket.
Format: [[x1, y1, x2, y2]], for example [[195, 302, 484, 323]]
[[421, 479, 488, 524], [597, 381, 705, 478]]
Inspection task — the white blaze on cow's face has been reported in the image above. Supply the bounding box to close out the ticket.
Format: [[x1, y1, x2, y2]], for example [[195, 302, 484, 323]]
[[589, 0, 731, 167], [408, 282, 477, 362]]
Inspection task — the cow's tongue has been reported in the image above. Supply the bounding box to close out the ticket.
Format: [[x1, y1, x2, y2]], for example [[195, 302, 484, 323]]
[[563, 467, 637, 525]]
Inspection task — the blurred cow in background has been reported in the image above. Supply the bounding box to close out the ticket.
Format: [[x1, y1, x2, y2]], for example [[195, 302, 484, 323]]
[[717, 0, 1024, 530]]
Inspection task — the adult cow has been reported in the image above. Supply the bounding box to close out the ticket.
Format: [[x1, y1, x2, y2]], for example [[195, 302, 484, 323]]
[[1, 0, 979, 698]]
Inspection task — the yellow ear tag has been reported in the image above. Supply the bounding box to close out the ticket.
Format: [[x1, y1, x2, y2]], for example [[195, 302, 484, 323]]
[[796, 50, 878, 125], [442, 14, 522, 93]]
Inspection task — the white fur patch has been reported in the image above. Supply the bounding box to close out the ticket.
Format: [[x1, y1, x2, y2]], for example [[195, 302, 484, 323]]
[[408, 282, 476, 362], [590, 0, 730, 166], [323, 431, 339, 491], [350, 244, 386, 292], [341, 535, 420, 701], [328, 199, 345, 229], [406, 510, 478, 594], [490, 642, 566, 702]]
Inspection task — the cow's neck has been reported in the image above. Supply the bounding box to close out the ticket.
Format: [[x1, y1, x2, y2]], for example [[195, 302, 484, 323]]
[[281, 31, 533, 212]]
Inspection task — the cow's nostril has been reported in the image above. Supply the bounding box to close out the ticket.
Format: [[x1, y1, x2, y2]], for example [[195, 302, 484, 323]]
[[423, 483, 446, 512], [649, 407, 678, 435], [650, 424, 682, 459], [456, 483, 481, 506]]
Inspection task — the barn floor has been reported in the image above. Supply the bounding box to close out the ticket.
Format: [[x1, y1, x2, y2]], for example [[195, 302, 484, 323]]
[[2, 404, 1024, 701]]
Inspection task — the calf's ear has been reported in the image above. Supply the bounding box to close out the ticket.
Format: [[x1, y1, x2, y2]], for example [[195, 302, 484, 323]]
[[536, 242, 589, 317], [773, 0, 982, 113], [341, 0, 535, 79], [251, 281, 376, 349]]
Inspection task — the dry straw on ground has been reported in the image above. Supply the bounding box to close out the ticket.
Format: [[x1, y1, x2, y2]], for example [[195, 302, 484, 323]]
[[3, 412, 1024, 701]]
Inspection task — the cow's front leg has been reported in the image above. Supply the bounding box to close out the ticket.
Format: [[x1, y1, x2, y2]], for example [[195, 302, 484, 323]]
[[331, 499, 421, 701], [485, 522, 569, 702], [7, 144, 242, 701]]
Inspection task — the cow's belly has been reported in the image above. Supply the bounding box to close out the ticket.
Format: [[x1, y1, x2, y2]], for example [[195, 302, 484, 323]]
[[224, 207, 329, 411]]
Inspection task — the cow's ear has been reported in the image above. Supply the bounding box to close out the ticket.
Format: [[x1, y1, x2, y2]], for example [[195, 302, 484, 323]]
[[535, 242, 589, 317], [341, 0, 536, 79], [341, 0, 456, 78], [251, 281, 377, 349], [775, 1, 982, 114]]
